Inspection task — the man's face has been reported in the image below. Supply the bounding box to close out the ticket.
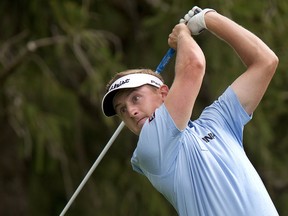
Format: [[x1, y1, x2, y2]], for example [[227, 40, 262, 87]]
[[113, 85, 168, 135]]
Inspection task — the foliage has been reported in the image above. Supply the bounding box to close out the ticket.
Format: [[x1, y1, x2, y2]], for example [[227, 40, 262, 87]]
[[0, 0, 287, 215]]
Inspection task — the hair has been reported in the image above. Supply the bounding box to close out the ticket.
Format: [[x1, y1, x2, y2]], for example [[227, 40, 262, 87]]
[[105, 69, 165, 92]]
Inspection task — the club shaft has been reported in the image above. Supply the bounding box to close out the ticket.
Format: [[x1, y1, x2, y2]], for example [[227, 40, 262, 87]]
[[59, 47, 175, 216], [59, 121, 125, 216]]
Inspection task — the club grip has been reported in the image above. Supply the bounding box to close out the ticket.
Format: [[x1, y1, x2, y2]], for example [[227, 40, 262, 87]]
[[155, 8, 203, 74], [155, 48, 175, 74]]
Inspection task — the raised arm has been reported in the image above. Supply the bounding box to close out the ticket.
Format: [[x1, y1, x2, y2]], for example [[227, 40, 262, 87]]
[[165, 23, 206, 130], [204, 10, 279, 115]]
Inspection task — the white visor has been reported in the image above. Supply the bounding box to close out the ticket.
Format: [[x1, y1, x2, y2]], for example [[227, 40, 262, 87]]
[[102, 73, 163, 116]]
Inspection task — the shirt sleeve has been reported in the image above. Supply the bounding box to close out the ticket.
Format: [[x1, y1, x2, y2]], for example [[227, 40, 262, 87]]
[[198, 86, 252, 147], [131, 104, 183, 176]]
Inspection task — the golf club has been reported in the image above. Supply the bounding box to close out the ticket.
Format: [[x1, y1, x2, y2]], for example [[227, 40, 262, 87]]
[[58, 7, 205, 215], [59, 47, 175, 216]]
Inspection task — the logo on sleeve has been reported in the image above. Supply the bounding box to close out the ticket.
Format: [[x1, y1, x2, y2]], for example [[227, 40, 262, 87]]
[[148, 112, 156, 123], [202, 133, 216, 143]]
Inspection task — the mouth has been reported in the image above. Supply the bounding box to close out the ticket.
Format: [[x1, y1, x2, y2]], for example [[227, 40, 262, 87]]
[[137, 117, 147, 127]]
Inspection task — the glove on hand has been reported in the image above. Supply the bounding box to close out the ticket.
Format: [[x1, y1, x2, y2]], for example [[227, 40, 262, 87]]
[[180, 6, 215, 35]]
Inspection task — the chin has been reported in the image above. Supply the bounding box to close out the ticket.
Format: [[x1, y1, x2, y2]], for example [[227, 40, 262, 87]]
[[134, 127, 142, 136], [133, 130, 140, 136]]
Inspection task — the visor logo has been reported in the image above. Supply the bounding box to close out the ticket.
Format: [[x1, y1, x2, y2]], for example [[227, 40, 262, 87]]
[[151, 79, 161, 87], [109, 79, 130, 91]]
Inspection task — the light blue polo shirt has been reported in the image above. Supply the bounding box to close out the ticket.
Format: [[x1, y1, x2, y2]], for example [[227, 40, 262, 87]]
[[131, 87, 278, 216]]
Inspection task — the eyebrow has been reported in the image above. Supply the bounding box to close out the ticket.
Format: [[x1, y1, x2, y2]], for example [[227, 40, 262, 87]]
[[113, 88, 137, 112]]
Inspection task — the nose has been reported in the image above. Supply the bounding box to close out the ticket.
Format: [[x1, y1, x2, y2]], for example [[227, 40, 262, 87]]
[[127, 105, 139, 117]]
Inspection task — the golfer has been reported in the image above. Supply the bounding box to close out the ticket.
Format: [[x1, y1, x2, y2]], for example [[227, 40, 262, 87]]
[[101, 6, 279, 216]]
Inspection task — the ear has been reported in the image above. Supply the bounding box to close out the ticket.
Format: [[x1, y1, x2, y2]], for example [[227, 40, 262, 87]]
[[159, 84, 169, 99]]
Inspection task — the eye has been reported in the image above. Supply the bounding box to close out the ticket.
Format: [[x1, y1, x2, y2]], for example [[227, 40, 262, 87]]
[[119, 106, 127, 114], [132, 95, 141, 103]]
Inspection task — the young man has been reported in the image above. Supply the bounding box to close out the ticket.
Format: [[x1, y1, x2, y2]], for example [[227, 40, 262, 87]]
[[101, 6, 279, 216]]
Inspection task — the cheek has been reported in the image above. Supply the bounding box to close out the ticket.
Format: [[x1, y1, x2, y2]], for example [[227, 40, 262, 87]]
[[146, 97, 163, 113]]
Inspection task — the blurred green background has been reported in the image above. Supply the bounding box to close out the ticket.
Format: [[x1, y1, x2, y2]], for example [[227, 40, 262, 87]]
[[0, 0, 287, 215]]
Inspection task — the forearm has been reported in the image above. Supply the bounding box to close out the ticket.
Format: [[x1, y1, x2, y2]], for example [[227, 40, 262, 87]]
[[175, 33, 205, 79], [168, 24, 205, 82], [205, 12, 277, 68], [203, 11, 278, 114], [181, 6, 278, 115], [166, 24, 206, 129]]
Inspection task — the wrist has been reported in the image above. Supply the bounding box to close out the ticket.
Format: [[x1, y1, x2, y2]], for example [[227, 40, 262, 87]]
[[184, 7, 216, 35], [177, 31, 193, 45], [204, 10, 218, 30]]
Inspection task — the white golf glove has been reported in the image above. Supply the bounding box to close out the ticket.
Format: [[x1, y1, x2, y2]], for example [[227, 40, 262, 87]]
[[180, 6, 215, 35]]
